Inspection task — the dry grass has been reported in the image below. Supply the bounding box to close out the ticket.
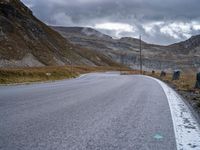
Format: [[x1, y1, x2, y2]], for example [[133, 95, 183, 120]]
[[0, 65, 129, 84], [0, 66, 198, 92], [150, 72, 196, 91], [121, 70, 199, 92]]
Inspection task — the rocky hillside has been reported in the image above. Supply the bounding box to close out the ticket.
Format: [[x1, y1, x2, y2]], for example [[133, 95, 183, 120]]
[[1, 0, 199, 71], [53, 26, 200, 72], [169, 35, 200, 52], [0, 0, 122, 68]]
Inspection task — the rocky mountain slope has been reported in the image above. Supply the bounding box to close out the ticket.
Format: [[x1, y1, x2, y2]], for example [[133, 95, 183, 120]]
[[53, 26, 200, 72], [0, 0, 122, 68], [1, 0, 199, 71]]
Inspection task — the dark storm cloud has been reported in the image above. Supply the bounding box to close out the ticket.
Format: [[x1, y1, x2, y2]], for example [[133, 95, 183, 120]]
[[22, 0, 200, 45]]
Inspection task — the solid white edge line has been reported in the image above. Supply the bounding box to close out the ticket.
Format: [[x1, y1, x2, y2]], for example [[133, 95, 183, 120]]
[[147, 76, 200, 150]]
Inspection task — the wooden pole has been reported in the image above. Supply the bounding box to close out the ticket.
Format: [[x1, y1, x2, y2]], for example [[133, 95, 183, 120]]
[[140, 35, 142, 74]]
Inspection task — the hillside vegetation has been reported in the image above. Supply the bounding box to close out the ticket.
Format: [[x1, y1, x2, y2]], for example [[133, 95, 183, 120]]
[[0, 0, 122, 68]]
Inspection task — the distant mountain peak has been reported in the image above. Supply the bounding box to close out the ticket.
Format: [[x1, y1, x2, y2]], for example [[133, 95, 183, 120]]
[[81, 27, 109, 38], [119, 37, 147, 45], [54, 26, 200, 71], [186, 34, 200, 48], [170, 34, 200, 50], [51, 26, 112, 40]]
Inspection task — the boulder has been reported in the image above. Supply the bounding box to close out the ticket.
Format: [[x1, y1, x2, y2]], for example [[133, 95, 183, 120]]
[[160, 71, 166, 77], [195, 72, 200, 89], [172, 70, 181, 80]]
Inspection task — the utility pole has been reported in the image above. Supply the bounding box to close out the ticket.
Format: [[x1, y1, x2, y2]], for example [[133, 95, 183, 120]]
[[120, 54, 124, 73], [139, 35, 143, 74]]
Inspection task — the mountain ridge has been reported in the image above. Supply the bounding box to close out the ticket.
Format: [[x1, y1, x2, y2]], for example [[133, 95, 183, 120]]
[[0, 0, 199, 71], [52, 26, 200, 72]]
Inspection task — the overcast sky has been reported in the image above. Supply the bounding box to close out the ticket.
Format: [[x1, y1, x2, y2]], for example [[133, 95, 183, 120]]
[[22, 0, 200, 45]]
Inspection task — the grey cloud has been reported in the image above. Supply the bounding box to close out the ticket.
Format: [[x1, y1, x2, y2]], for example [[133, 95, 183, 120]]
[[21, 0, 200, 45]]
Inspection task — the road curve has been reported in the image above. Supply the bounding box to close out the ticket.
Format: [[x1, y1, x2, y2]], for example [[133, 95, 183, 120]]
[[0, 73, 199, 150]]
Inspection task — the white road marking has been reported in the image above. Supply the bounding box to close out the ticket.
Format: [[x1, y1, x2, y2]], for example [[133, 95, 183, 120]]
[[77, 74, 88, 79], [151, 77, 200, 150]]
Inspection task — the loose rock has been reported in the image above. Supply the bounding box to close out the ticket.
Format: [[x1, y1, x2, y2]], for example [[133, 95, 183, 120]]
[[160, 71, 166, 77], [172, 70, 181, 80], [195, 72, 200, 89]]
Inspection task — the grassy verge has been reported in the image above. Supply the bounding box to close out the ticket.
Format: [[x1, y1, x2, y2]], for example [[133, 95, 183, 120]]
[[151, 72, 200, 113], [151, 72, 200, 120], [0, 65, 129, 84], [149, 72, 196, 91], [121, 70, 198, 92]]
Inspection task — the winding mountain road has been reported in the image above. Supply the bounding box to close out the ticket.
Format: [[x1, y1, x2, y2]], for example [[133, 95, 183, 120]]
[[0, 73, 200, 150]]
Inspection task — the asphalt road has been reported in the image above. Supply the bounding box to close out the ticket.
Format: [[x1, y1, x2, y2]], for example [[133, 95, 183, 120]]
[[0, 73, 192, 150]]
